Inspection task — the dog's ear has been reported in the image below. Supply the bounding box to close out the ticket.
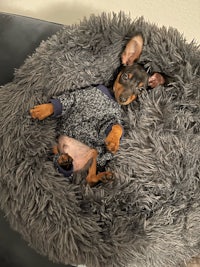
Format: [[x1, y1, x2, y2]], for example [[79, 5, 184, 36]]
[[121, 34, 144, 66]]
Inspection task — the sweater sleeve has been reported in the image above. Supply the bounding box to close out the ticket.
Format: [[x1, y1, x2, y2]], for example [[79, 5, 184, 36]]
[[49, 98, 62, 117], [50, 91, 75, 117]]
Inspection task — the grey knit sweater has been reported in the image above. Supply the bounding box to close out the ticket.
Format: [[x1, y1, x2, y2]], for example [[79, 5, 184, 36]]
[[50, 85, 123, 166]]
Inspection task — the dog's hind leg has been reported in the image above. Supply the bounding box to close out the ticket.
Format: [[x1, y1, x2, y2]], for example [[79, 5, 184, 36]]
[[86, 149, 112, 186]]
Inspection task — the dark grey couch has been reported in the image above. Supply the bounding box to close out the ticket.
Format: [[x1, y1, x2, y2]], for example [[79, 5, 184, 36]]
[[0, 12, 62, 85], [0, 12, 75, 267]]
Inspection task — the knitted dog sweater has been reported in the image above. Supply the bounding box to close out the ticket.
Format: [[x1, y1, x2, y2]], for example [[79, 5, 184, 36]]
[[50, 85, 123, 167]]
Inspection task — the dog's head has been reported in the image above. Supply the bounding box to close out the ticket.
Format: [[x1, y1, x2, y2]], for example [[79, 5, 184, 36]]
[[113, 64, 149, 105]]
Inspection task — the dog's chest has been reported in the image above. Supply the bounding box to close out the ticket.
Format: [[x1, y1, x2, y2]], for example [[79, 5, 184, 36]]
[[58, 86, 122, 147]]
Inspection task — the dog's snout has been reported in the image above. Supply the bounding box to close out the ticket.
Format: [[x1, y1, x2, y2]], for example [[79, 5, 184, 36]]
[[119, 95, 128, 103]]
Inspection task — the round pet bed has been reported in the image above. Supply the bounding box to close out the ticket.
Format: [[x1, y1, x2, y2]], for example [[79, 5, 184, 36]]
[[0, 12, 200, 267]]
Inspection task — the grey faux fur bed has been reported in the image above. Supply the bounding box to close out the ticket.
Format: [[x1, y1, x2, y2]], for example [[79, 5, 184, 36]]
[[0, 12, 200, 267]]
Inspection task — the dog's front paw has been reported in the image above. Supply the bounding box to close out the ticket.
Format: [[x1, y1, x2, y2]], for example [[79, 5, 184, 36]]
[[105, 125, 123, 154], [105, 138, 120, 154], [30, 103, 54, 120]]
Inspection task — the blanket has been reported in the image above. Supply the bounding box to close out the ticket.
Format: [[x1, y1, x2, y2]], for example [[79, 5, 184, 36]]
[[0, 12, 200, 267]]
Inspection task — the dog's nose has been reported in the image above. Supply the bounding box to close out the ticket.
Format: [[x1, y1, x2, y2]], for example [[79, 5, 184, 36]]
[[119, 95, 128, 103]]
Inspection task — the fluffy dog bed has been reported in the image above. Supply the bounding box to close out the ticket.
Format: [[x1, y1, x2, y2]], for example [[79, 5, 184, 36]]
[[0, 12, 200, 267]]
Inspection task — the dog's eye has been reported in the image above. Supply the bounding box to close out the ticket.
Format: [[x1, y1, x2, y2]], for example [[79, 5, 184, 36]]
[[121, 73, 129, 80]]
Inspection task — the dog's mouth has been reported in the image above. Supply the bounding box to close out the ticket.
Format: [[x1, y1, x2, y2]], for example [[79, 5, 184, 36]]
[[115, 90, 137, 105]]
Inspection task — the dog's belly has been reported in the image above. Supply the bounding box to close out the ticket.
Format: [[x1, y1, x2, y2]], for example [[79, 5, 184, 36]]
[[57, 135, 93, 171]]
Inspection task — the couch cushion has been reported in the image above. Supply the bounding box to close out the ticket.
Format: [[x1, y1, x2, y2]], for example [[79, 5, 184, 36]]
[[0, 12, 62, 85]]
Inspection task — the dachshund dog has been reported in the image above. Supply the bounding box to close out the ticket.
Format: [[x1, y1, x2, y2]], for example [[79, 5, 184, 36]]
[[30, 34, 165, 186]]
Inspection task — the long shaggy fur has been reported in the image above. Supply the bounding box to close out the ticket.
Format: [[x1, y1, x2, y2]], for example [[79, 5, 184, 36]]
[[0, 12, 200, 267]]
